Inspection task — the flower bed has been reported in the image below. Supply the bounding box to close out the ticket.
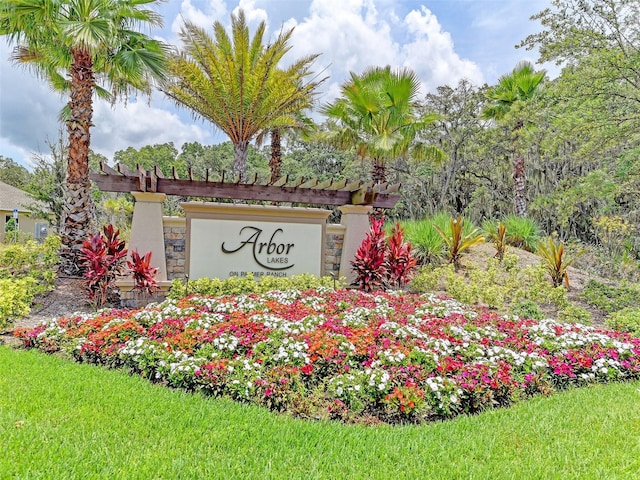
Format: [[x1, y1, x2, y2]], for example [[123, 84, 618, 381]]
[[15, 289, 640, 424]]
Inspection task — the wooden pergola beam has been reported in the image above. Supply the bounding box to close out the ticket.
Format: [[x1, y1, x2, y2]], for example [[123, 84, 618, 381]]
[[327, 178, 348, 190], [90, 173, 400, 208], [91, 163, 401, 209], [299, 178, 319, 189], [313, 178, 333, 189]]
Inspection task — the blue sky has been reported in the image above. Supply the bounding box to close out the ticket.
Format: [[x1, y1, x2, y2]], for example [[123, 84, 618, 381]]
[[0, 0, 552, 169]]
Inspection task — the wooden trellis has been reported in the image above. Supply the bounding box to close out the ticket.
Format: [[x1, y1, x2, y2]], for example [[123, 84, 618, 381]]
[[90, 163, 402, 209]]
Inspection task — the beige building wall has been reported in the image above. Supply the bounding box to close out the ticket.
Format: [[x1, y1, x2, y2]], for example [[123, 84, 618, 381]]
[[0, 210, 49, 243]]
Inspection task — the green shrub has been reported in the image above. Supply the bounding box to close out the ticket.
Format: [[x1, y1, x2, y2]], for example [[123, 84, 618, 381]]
[[605, 307, 640, 337], [483, 215, 541, 252], [509, 300, 544, 320], [0, 236, 60, 329], [517, 264, 569, 309], [409, 255, 568, 315], [0, 277, 37, 331], [501, 253, 520, 272], [557, 304, 592, 325], [580, 280, 640, 313], [403, 212, 481, 265], [0, 236, 60, 291], [407, 265, 443, 292], [168, 273, 345, 299], [401, 216, 446, 264]]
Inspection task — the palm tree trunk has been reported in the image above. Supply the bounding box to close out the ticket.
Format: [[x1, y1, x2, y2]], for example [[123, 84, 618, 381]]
[[371, 159, 387, 220], [59, 47, 97, 275], [371, 159, 387, 184], [269, 128, 282, 180], [513, 155, 527, 216], [233, 141, 248, 182]]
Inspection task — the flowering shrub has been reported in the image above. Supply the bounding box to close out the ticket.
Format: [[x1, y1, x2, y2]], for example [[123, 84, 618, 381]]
[[14, 289, 640, 425]]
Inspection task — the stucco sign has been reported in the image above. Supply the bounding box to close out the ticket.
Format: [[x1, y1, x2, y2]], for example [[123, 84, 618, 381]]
[[183, 202, 330, 280]]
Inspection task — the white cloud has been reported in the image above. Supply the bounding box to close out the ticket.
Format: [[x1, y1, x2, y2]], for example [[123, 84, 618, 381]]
[[0, 43, 66, 169], [171, 0, 227, 35], [284, 0, 397, 103], [284, 0, 482, 106], [233, 0, 268, 26], [402, 6, 483, 90], [90, 98, 215, 160], [0, 41, 215, 168]]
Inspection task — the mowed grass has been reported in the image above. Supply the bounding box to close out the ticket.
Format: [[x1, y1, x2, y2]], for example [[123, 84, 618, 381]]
[[2, 346, 640, 479]]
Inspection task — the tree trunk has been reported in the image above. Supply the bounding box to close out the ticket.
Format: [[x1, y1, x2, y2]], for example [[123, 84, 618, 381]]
[[233, 141, 248, 183], [439, 147, 457, 209], [269, 128, 282, 180], [371, 159, 387, 184], [59, 48, 97, 275], [513, 155, 527, 216], [59, 181, 96, 276], [370, 159, 386, 220]]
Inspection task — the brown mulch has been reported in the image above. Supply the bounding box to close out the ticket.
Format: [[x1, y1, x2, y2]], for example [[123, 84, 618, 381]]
[[15, 277, 94, 330]]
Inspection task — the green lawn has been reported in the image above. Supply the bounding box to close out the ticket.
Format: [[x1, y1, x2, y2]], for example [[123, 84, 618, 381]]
[[2, 346, 639, 479]]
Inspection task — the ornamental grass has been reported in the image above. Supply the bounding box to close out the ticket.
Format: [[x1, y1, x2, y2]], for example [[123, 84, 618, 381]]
[[15, 289, 640, 424]]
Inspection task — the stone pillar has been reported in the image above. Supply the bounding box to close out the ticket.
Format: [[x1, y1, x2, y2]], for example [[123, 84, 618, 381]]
[[129, 192, 168, 281], [338, 205, 372, 285], [325, 224, 346, 276]]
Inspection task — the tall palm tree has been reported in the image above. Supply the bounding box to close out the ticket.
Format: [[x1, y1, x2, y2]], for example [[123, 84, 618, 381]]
[[254, 71, 319, 182], [320, 66, 445, 185], [163, 9, 323, 182], [256, 112, 315, 181], [482, 61, 545, 216], [1, 0, 169, 274]]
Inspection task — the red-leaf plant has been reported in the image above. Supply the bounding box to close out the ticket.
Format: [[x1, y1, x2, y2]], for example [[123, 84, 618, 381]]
[[386, 222, 418, 288], [127, 250, 159, 297], [351, 217, 387, 292], [80, 224, 127, 307]]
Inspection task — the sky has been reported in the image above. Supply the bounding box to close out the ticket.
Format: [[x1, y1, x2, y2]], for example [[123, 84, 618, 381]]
[[0, 0, 553, 170]]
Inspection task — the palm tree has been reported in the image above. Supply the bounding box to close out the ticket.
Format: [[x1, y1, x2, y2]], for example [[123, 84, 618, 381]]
[[257, 112, 315, 181], [320, 66, 445, 185], [254, 72, 319, 182], [1, 0, 169, 275], [163, 9, 323, 182], [482, 61, 545, 216]]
